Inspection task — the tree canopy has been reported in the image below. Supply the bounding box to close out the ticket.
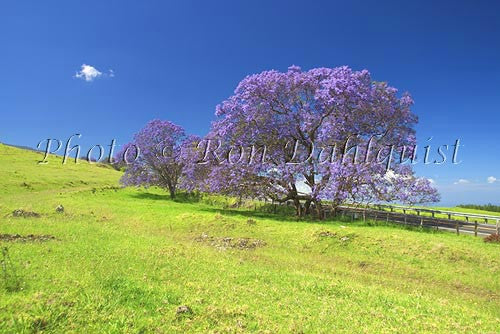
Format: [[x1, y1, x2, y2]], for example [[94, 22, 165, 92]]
[[119, 66, 439, 215], [116, 120, 198, 199], [197, 65, 438, 215]]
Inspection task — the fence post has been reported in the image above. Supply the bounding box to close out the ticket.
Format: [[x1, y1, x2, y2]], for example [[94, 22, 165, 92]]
[[474, 220, 478, 237], [496, 219, 499, 234], [456, 221, 459, 235]]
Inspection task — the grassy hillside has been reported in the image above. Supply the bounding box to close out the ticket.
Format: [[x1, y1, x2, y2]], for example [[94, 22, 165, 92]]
[[435, 206, 500, 218], [0, 144, 499, 333]]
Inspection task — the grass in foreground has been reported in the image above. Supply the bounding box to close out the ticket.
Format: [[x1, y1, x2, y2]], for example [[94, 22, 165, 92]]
[[0, 144, 499, 333]]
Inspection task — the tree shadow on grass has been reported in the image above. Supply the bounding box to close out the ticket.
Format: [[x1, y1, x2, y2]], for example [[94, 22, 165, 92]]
[[198, 207, 448, 235], [348, 219, 446, 235], [198, 206, 332, 224], [129, 191, 203, 203], [130, 192, 171, 201], [128, 192, 447, 235]]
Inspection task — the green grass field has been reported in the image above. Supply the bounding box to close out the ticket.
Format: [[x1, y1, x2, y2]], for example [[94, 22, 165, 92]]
[[1, 144, 499, 333], [434, 207, 500, 218]]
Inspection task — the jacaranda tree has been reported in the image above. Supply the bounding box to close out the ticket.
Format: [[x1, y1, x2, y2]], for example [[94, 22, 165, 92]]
[[116, 119, 198, 199], [199, 65, 439, 216]]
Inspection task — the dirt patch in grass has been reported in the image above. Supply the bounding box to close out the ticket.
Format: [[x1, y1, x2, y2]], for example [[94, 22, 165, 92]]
[[176, 305, 193, 318], [212, 213, 238, 229], [0, 234, 57, 242], [318, 231, 337, 238], [195, 232, 266, 251], [317, 230, 356, 244], [12, 209, 41, 218]]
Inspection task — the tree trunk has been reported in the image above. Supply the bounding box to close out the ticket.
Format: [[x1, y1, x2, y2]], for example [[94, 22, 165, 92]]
[[294, 198, 302, 217], [315, 201, 323, 220], [304, 200, 312, 215], [168, 184, 176, 199]]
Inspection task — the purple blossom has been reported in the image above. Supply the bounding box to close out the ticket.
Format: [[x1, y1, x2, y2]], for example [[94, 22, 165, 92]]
[[115, 120, 194, 199], [202, 65, 438, 216]]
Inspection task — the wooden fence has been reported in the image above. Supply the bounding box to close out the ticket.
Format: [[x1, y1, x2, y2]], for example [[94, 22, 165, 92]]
[[270, 201, 500, 237], [333, 206, 498, 236]]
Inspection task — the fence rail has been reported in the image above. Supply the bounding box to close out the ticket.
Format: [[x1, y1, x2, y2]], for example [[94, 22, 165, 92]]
[[332, 206, 499, 236], [272, 200, 500, 237], [370, 204, 500, 222]]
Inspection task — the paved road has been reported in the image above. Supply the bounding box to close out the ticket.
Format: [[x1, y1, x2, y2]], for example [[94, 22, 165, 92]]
[[332, 206, 498, 237]]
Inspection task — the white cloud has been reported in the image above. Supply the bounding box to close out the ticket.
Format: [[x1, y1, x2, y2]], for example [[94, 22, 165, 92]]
[[487, 176, 497, 184], [454, 179, 470, 185], [74, 64, 110, 82], [427, 178, 435, 184]]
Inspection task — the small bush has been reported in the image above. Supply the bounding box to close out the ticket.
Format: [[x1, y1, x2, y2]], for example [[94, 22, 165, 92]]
[[246, 219, 256, 225], [458, 203, 500, 213], [484, 233, 500, 243]]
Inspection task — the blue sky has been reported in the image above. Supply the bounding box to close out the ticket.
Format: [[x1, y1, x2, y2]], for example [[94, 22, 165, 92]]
[[1, 0, 499, 205]]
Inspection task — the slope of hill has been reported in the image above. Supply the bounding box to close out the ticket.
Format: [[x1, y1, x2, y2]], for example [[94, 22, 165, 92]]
[[436, 206, 500, 217], [0, 144, 499, 333]]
